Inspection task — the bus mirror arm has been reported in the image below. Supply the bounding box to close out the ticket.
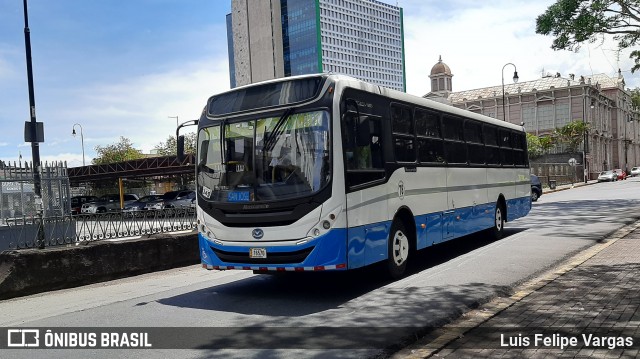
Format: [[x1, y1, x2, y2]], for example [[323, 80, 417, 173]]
[[176, 119, 199, 160]]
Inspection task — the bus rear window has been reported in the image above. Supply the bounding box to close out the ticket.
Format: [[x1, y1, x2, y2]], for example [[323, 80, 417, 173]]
[[207, 77, 324, 116]]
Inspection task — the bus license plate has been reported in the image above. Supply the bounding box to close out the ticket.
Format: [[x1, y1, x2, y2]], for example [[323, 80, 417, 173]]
[[250, 248, 267, 259]]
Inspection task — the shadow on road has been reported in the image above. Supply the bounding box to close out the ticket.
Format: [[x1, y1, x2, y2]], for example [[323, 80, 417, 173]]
[[157, 228, 525, 318]]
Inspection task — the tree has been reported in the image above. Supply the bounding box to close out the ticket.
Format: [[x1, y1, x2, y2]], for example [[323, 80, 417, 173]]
[[152, 132, 197, 157], [554, 120, 590, 152], [93, 136, 144, 165], [527, 133, 557, 158], [536, 0, 640, 73], [527, 133, 544, 158], [539, 135, 556, 154]]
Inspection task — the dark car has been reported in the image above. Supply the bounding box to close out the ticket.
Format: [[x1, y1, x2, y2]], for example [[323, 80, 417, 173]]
[[123, 195, 162, 214], [530, 174, 542, 202], [144, 190, 196, 210], [81, 194, 139, 213], [70, 195, 98, 215]]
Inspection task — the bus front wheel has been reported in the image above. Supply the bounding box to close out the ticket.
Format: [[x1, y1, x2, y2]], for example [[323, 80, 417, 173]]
[[387, 220, 409, 279]]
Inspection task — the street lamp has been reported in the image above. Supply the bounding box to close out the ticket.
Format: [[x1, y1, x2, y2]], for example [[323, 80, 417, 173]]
[[624, 114, 632, 173], [168, 116, 179, 128], [72, 123, 85, 166], [502, 63, 519, 122]]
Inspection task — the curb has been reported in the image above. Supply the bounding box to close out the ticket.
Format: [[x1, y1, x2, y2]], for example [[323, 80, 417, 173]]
[[391, 219, 640, 359], [0, 232, 200, 300]]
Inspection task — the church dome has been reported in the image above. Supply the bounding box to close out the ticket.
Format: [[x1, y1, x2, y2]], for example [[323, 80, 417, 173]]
[[430, 56, 451, 76]]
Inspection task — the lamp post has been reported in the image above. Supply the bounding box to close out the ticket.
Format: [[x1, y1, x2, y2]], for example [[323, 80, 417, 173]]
[[168, 116, 179, 128], [502, 63, 519, 122], [72, 123, 85, 166], [23, 0, 45, 248], [624, 114, 632, 174]]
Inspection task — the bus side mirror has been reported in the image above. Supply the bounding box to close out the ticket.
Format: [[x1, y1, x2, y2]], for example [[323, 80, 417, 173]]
[[177, 135, 185, 161]]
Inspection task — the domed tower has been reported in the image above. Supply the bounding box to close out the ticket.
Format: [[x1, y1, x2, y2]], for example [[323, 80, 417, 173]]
[[429, 55, 453, 97]]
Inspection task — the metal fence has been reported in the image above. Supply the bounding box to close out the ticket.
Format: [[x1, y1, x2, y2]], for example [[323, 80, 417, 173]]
[[0, 161, 70, 222], [0, 208, 196, 251]]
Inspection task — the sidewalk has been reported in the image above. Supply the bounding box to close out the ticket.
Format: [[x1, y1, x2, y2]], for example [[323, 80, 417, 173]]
[[544, 179, 598, 194], [393, 221, 640, 358]]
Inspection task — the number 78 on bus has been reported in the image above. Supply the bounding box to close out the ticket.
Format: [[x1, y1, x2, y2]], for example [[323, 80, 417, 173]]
[[180, 73, 531, 279]]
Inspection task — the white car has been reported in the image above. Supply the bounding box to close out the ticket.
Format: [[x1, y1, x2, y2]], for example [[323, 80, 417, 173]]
[[631, 167, 640, 177], [597, 170, 616, 182]]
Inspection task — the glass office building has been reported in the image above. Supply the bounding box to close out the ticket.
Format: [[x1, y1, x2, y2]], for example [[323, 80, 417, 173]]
[[228, 0, 406, 92]]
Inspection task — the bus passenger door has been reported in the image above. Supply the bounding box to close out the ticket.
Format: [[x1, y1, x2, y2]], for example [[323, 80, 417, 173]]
[[443, 166, 460, 241]]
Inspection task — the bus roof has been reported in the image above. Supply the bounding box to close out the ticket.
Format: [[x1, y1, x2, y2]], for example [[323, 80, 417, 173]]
[[213, 73, 526, 132]]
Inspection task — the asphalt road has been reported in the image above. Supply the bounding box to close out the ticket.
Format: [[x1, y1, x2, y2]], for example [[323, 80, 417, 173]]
[[1, 178, 639, 359]]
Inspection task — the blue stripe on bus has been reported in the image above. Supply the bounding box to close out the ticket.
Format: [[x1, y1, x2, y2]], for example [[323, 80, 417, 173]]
[[200, 195, 531, 270], [347, 196, 531, 269]]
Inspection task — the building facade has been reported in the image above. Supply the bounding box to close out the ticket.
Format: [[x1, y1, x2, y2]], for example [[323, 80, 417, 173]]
[[228, 0, 406, 91], [424, 59, 640, 179]]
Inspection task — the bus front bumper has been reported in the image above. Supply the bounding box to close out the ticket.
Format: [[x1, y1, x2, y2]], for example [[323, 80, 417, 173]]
[[199, 229, 348, 271]]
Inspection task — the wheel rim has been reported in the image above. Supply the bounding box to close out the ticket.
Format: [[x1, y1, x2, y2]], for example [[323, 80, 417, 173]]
[[532, 192, 538, 201], [392, 230, 409, 265], [495, 207, 503, 231]]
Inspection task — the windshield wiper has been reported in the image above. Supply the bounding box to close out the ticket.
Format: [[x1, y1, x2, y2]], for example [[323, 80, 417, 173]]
[[263, 107, 295, 153]]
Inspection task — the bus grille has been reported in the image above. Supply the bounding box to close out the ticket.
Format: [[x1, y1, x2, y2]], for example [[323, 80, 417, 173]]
[[210, 247, 314, 264]]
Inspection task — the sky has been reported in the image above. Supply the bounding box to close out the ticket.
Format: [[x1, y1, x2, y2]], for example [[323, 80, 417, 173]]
[[0, 0, 637, 168]]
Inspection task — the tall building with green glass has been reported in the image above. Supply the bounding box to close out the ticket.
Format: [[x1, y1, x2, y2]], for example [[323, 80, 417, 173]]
[[228, 0, 406, 92]]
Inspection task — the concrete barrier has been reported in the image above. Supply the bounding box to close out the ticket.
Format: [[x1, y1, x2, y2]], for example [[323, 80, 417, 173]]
[[0, 232, 200, 300]]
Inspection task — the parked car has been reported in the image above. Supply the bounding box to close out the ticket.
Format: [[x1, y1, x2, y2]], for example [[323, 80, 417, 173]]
[[144, 190, 195, 210], [597, 170, 617, 182], [70, 195, 98, 215], [613, 169, 626, 180], [530, 175, 542, 202], [631, 167, 640, 177], [81, 194, 140, 213], [123, 195, 162, 214]]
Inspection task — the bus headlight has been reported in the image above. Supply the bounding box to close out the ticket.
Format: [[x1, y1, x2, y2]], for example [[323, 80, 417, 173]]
[[200, 223, 218, 241], [307, 206, 342, 238]]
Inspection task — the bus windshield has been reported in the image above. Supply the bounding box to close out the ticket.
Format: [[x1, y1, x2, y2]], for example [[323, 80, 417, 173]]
[[196, 110, 331, 203]]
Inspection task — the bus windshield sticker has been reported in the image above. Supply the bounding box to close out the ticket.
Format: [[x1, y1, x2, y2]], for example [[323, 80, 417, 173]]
[[202, 186, 212, 198], [228, 191, 251, 202]]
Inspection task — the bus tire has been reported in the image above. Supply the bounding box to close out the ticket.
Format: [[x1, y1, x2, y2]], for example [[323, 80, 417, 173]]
[[387, 220, 409, 279], [490, 203, 505, 240]]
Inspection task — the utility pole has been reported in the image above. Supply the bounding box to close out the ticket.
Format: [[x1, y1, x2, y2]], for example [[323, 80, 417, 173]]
[[23, 0, 45, 248]]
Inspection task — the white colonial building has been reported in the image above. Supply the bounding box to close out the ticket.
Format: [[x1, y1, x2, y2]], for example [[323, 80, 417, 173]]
[[424, 58, 640, 179]]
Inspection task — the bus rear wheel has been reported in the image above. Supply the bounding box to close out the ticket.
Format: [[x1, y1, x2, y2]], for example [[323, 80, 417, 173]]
[[387, 220, 409, 279], [490, 203, 505, 240]]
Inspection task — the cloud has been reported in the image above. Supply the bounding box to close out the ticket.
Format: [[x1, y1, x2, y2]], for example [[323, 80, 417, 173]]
[[54, 57, 231, 156]]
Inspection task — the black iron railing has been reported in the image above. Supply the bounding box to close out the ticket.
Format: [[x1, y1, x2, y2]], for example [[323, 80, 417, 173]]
[[1, 208, 196, 251]]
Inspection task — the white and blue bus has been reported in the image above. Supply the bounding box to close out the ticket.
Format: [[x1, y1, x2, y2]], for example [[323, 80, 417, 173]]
[[192, 74, 531, 278]]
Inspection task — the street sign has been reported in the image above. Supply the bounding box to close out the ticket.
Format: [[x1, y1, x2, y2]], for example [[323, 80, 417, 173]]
[[568, 158, 577, 166]]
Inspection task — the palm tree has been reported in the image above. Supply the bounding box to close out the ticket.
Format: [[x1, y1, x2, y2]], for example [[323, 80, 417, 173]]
[[554, 120, 589, 153]]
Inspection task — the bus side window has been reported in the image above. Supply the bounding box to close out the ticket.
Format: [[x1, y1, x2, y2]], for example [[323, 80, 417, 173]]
[[343, 113, 383, 171]]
